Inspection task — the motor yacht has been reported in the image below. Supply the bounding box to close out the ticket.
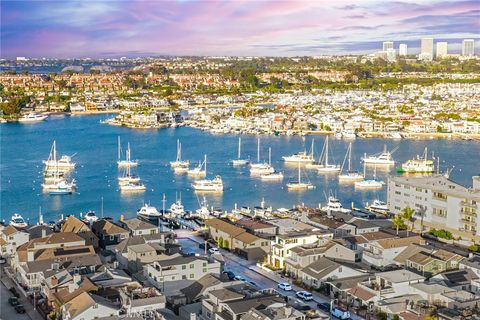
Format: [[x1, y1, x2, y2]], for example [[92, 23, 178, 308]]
[[192, 176, 224, 192], [397, 147, 434, 174], [43, 141, 76, 171], [10, 214, 28, 228], [48, 180, 76, 195], [187, 155, 207, 177], [366, 200, 389, 214], [362, 145, 396, 165], [120, 182, 146, 192], [18, 113, 48, 122], [83, 211, 99, 223], [137, 204, 161, 218], [321, 196, 351, 213], [260, 171, 284, 180]]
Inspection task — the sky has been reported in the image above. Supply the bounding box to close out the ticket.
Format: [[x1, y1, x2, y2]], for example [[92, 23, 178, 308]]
[[1, 0, 479, 58]]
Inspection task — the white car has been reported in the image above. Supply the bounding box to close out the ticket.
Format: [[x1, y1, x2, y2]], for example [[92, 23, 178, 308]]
[[277, 282, 292, 291], [208, 247, 220, 254], [295, 291, 313, 301]]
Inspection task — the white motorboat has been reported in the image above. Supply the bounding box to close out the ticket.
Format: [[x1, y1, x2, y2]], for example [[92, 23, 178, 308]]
[[337, 129, 356, 139], [260, 171, 284, 180], [137, 204, 161, 218], [338, 142, 364, 182], [192, 175, 224, 192], [120, 182, 146, 192], [48, 180, 76, 195], [195, 196, 211, 219], [282, 140, 315, 163], [43, 141, 76, 171], [83, 211, 99, 223], [355, 164, 384, 189], [366, 200, 389, 214], [117, 137, 138, 168], [286, 164, 315, 190], [170, 198, 186, 216], [187, 155, 207, 177], [10, 213, 28, 228], [321, 196, 351, 213], [315, 137, 340, 173], [362, 145, 396, 165], [397, 147, 434, 174], [231, 137, 249, 166], [387, 132, 402, 140], [18, 113, 47, 122], [170, 139, 190, 168]]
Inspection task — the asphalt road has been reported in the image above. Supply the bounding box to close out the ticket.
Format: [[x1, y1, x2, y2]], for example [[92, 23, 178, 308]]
[[176, 231, 365, 320], [0, 276, 31, 320]]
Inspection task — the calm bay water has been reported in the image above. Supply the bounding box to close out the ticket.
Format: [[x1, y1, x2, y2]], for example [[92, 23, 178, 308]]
[[1, 114, 479, 224]]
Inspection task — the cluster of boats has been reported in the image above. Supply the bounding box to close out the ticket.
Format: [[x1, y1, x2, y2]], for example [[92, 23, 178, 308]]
[[117, 137, 146, 192], [41, 141, 77, 195]]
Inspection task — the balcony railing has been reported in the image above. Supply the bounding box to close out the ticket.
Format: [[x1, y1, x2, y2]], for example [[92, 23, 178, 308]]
[[461, 201, 477, 208]]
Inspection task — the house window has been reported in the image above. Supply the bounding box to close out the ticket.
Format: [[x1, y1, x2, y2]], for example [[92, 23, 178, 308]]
[[182, 275, 187, 280], [109, 235, 114, 241], [189, 264, 194, 269], [182, 265, 186, 270], [190, 274, 194, 279], [203, 268, 207, 273]]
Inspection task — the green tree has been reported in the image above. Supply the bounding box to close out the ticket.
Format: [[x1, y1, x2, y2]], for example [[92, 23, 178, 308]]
[[402, 207, 415, 236], [392, 214, 405, 235]]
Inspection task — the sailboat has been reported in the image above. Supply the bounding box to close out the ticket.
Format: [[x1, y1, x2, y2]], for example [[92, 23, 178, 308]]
[[282, 140, 315, 163], [315, 137, 340, 173], [250, 138, 274, 175], [362, 145, 396, 165], [260, 147, 284, 180], [338, 142, 364, 182], [286, 163, 315, 190], [117, 137, 138, 168], [397, 147, 434, 174], [170, 139, 190, 171], [354, 163, 384, 189], [42, 142, 76, 194], [118, 147, 141, 186], [231, 137, 249, 166], [187, 154, 207, 176]]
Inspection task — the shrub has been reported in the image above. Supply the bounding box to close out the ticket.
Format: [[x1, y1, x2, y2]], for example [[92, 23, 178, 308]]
[[468, 245, 479, 252], [428, 228, 453, 240]]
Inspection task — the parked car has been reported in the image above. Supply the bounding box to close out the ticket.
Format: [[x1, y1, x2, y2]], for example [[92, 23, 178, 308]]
[[277, 282, 292, 291], [223, 271, 236, 280], [14, 305, 26, 314], [233, 275, 245, 281], [8, 297, 19, 306], [293, 304, 311, 311], [208, 247, 220, 254], [199, 242, 214, 250], [295, 291, 313, 301], [248, 281, 257, 287], [0, 256, 6, 264], [331, 307, 350, 319], [317, 302, 330, 312]]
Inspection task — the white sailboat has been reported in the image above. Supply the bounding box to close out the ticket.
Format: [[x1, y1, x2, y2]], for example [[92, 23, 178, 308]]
[[338, 142, 364, 182], [354, 164, 384, 189], [117, 137, 138, 168], [118, 147, 142, 186], [282, 140, 315, 163], [316, 137, 341, 173], [187, 154, 207, 177], [362, 145, 396, 165], [170, 139, 190, 169], [231, 137, 249, 166], [260, 147, 283, 180], [286, 163, 315, 190], [250, 138, 274, 175]]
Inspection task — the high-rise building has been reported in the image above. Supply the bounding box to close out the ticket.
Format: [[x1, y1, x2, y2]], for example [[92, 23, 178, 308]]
[[462, 39, 475, 56], [383, 41, 394, 51], [399, 44, 408, 56], [436, 42, 448, 58], [420, 37, 434, 61], [386, 49, 397, 62]]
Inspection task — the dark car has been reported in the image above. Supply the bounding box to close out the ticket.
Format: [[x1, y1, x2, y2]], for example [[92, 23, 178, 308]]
[[15, 305, 26, 313], [293, 304, 311, 311], [8, 297, 20, 306], [317, 302, 330, 312], [223, 271, 236, 280]]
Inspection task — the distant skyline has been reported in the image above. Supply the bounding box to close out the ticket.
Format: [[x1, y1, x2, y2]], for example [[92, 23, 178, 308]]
[[1, 0, 479, 58]]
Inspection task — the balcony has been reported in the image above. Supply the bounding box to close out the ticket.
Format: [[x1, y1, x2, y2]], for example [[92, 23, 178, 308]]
[[461, 201, 477, 208], [461, 209, 477, 217], [461, 218, 476, 225], [359, 281, 395, 295]]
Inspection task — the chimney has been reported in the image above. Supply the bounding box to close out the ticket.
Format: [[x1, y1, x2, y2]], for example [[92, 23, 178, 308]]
[[42, 228, 47, 238], [50, 276, 58, 287]]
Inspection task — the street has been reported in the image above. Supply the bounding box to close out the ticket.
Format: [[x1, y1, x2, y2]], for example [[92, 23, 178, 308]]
[[175, 230, 365, 320], [0, 268, 33, 320]]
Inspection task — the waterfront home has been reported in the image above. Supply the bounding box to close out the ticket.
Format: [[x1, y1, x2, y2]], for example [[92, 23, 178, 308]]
[[361, 235, 425, 267], [0, 225, 29, 256], [204, 218, 271, 260], [127, 243, 166, 273], [145, 255, 221, 294], [459, 256, 480, 293], [61, 215, 99, 247], [91, 219, 129, 249], [120, 217, 159, 236], [234, 219, 277, 237]]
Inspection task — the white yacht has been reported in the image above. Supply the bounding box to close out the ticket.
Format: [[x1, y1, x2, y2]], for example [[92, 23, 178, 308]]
[[48, 180, 76, 195], [321, 196, 351, 213], [362, 145, 396, 165], [366, 200, 389, 214], [286, 164, 315, 190], [336, 129, 356, 139], [187, 155, 207, 177], [117, 137, 138, 168], [354, 164, 384, 189], [83, 211, 99, 223], [170, 198, 186, 216], [120, 182, 146, 192], [10, 214, 28, 228], [250, 145, 275, 175], [194, 196, 211, 219], [315, 137, 340, 173], [231, 137, 249, 166], [338, 142, 364, 182], [170, 139, 190, 169], [18, 113, 47, 122], [260, 171, 284, 180], [118, 174, 141, 186], [137, 204, 161, 218], [397, 147, 434, 174], [192, 175, 224, 192], [43, 141, 76, 171], [282, 140, 315, 163]]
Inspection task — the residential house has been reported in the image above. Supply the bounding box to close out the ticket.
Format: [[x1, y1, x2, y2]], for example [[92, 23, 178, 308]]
[[234, 219, 277, 237], [403, 247, 463, 277], [119, 285, 166, 316], [91, 219, 129, 249], [120, 217, 159, 236], [61, 292, 119, 320], [240, 305, 306, 320], [127, 243, 166, 273], [298, 257, 364, 288], [361, 235, 425, 267], [26, 225, 53, 240], [459, 256, 480, 293], [61, 215, 99, 247], [0, 225, 29, 256]]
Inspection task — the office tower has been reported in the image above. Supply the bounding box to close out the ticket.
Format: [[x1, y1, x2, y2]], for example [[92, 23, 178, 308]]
[[462, 39, 475, 56], [420, 37, 434, 61], [436, 42, 448, 58], [399, 44, 407, 56], [383, 41, 394, 51]]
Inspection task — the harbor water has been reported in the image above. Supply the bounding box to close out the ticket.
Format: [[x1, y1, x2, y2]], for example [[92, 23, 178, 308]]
[[1, 114, 479, 224]]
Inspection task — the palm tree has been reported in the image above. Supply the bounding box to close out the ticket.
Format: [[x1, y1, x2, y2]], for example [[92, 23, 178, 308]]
[[402, 207, 415, 236], [392, 214, 405, 235]]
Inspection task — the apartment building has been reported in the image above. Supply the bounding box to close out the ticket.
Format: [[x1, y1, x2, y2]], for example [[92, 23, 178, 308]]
[[387, 175, 480, 241]]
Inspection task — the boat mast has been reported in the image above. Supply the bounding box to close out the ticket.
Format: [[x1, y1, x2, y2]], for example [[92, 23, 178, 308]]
[[268, 147, 271, 166], [118, 136, 121, 160], [257, 138, 260, 163], [325, 137, 329, 166], [348, 142, 352, 171], [204, 154, 207, 175], [238, 137, 241, 159], [298, 163, 301, 183], [176, 139, 180, 161]]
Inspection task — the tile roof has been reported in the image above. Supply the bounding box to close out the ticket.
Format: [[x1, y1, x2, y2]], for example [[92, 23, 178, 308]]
[[376, 235, 423, 249], [348, 285, 376, 302], [2, 225, 20, 236], [205, 218, 245, 237], [63, 292, 95, 319], [92, 219, 128, 235], [61, 216, 89, 233], [235, 219, 275, 230], [122, 218, 157, 231]]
